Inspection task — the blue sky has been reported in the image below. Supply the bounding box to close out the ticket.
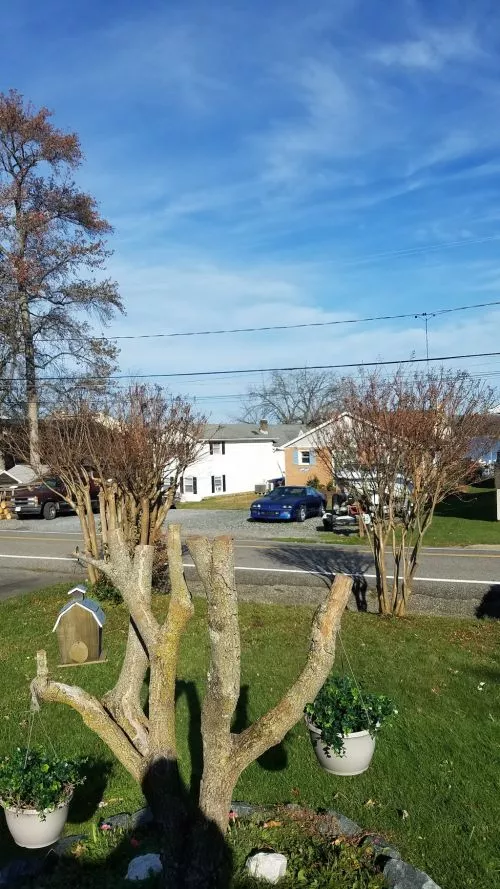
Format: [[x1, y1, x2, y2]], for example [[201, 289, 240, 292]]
[[2, 0, 500, 416]]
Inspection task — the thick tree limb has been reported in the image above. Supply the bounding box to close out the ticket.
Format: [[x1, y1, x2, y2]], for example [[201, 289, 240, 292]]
[[232, 573, 352, 775], [149, 525, 194, 755], [32, 651, 144, 782], [102, 619, 150, 756]]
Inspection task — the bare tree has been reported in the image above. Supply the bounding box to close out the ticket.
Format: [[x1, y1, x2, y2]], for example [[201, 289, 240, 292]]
[[238, 368, 341, 425], [25, 385, 352, 888], [317, 369, 496, 616], [0, 90, 123, 467]]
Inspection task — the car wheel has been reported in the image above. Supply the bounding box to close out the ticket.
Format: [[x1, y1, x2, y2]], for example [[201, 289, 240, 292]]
[[297, 505, 307, 522], [43, 502, 57, 521]]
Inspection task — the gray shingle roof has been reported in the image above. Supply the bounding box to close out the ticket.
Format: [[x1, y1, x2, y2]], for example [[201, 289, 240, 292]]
[[4, 464, 39, 485], [53, 596, 106, 631], [203, 423, 306, 447]]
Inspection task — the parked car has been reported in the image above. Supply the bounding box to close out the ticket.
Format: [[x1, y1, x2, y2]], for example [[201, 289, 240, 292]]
[[13, 476, 99, 520], [250, 486, 326, 522]]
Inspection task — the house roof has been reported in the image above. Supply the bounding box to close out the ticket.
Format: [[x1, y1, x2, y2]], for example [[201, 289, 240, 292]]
[[52, 596, 106, 632], [280, 416, 347, 449], [203, 423, 306, 447], [2, 464, 39, 485]]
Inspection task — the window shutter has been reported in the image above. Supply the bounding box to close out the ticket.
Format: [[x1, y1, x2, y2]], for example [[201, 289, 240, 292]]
[[209, 443, 213, 455], [180, 477, 184, 494], [223, 475, 226, 492], [193, 477, 197, 495], [222, 441, 225, 455], [293, 448, 299, 465], [310, 449, 317, 465], [211, 476, 215, 494]]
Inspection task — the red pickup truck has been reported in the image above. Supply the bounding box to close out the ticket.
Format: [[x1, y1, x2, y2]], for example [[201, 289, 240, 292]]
[[14, 476, 99, 520]]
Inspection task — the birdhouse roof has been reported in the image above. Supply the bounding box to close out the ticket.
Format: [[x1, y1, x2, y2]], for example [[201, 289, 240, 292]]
[[52, 597, 106, 632]]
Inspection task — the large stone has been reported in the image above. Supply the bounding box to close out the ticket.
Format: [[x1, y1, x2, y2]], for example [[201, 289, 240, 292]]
[[126, 854, 163, 882], [246, 852, 287, 884], [383, 858, 442, 889], [326, 809, 362, 837]]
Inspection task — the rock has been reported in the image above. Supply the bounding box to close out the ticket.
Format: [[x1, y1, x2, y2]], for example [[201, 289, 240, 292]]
[[126, 853, 163, 882], [246, 852, 287, 884], [361, 835, 401, 862], [231, 801, 261, 817], [51, 834, 87, 857], [131, 807, 154, 829], [383, 858, 442, 889], [326, 810, 362, 837]]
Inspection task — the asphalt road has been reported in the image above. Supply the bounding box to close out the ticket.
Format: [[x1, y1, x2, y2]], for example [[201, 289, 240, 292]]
[[0, 516, 499, 615]]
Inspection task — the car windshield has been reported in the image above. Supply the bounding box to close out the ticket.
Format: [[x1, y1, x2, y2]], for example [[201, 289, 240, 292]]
[[266, 487, 306, 500]]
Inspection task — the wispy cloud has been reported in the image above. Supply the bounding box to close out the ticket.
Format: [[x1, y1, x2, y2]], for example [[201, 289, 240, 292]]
[[371, 26, 482, 71]]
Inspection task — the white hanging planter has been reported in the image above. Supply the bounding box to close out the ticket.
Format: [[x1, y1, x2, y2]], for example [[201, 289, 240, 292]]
[[307, 719, 375, 776], [1, 797, 71, 848]]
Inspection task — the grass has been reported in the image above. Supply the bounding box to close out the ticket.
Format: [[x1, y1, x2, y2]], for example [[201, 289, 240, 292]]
[[0, 584, 499, 889], [281, 485, 499, 548], [177, 491, 256, 510]]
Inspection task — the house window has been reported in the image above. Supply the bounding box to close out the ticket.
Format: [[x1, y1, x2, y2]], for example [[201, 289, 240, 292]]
[[183, 476, 197, 494], [209, 441, 225, 455], [211, 475, 226, 494], [300, 450, 311, 465]]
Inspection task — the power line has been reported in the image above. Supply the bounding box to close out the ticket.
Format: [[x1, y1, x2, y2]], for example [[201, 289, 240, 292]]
[[34, 299, 500, 345], [7, 349, 500, 384], [77, 299, 500, 342]]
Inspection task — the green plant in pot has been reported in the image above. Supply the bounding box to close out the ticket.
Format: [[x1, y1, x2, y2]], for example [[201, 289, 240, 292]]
[[0, 747, 86, 848], [305, 675, 397, 776]]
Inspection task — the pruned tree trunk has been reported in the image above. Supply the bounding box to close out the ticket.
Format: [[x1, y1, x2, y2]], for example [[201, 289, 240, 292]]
[[31, 527, 352, 888]]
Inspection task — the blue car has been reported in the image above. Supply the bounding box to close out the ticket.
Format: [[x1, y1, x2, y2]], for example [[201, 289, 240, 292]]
[[250, 486, 327, 522]]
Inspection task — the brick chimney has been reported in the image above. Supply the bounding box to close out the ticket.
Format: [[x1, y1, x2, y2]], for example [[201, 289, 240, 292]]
[[259, 419, 269, 434]]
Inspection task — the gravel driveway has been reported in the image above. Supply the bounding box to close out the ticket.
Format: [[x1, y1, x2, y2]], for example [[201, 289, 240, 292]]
[[9, 509, 325, 540]]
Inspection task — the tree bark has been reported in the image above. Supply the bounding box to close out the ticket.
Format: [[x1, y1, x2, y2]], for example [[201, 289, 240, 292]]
[[18, 288, 40, 471]]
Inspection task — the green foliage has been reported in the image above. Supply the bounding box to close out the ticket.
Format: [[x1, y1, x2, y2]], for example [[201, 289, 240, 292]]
[[306, 475, 321, 489], [305, 675, 397, 756], [229, 818, 386, 888], [89, 576, 121, 604], [0, 747, 86, 815]]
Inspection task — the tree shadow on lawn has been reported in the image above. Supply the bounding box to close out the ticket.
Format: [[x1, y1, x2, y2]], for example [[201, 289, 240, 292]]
[[262, 543, 374, 612], [434, 485, 496, 522], [176, 680, 288, 803], [476, 585, 500, 619]]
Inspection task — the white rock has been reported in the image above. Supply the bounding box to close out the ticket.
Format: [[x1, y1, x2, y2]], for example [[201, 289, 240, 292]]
[[246, 852, 287, 884], [126, 853, 163, 881]]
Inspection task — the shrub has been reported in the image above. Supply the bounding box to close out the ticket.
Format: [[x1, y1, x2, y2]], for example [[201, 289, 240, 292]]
[[0, 747, 86, 815], [305, 675, 397, 756], [89, 575, 121, 604], [306, 475, 321, 489]]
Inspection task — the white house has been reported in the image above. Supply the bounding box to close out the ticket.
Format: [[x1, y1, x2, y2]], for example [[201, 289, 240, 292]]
[[178, 421, 306, 502]]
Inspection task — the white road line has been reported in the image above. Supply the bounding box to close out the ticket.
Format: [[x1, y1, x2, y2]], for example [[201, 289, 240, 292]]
[[0, 553, 497, 586]]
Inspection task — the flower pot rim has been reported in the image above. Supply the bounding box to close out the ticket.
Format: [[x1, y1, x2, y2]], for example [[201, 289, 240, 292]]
[[0, 794, 72, 816], [305, 717, 371, 739]]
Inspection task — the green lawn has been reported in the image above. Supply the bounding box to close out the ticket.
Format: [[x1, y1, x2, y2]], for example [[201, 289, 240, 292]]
[[0, 585, 499, 889], [177, 491, 256, 510]]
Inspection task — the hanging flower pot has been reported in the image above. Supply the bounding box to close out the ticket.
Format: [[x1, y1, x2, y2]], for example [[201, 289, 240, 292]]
[[0, 748, 86, 848], [304, 675, 397, 776], [306, 719, 375, 776]]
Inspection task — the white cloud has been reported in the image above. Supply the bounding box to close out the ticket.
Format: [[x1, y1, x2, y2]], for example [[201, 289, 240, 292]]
[[371, 27, 481, 71]]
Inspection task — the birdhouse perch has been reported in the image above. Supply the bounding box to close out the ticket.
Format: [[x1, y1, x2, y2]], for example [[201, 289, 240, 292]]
[[53, 588, 106, 666]]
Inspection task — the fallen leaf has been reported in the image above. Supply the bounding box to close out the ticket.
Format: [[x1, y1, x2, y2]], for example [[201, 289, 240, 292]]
[[364, 799, 377, 808], [263, 820, 282, 829], [400, 809, 409, 820]]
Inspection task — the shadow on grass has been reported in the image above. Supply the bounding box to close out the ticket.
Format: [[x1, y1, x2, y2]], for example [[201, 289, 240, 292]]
[[262, 543, 373, 612], [476, 585, 500, 619], [434, 486, 496, 522], [69, 757, 114, 823], [232, 685, 287, 771]]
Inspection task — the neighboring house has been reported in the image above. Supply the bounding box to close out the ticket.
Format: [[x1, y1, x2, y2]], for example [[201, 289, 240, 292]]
[[178, 421, 306, 502], [281, 422, 333, 487]]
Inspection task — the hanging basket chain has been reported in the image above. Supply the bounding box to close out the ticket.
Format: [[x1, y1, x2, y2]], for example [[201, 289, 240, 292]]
[[338, 629, 373, 732]]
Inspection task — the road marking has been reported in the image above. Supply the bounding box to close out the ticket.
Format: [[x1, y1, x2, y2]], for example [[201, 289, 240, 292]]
[[0, 554, 498, 587], [0, 554, 77, 562]]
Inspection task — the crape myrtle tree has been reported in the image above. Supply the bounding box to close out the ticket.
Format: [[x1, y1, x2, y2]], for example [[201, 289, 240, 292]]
[[23, 384, 352, 888], [317, 368, 495, 616], [0, 90, 123, 468]]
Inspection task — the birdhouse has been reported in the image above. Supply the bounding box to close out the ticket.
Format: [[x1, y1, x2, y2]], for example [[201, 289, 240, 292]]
[[53, 585, 106, 666]]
